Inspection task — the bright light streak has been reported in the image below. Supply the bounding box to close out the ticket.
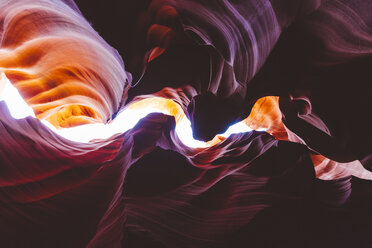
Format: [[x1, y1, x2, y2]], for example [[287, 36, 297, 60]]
[[42, 107, 169, 143], [0, 73, 261, 147], [175, 117, 208, 148], [219, 121, 253, 138], [0, 73, 36, 119]]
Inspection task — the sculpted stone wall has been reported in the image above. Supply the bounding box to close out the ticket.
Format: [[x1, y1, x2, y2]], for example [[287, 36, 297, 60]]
[[0, 0, 372, 247]]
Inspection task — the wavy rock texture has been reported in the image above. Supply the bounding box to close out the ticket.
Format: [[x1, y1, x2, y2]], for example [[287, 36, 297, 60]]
[[0, 0, 372, 247], [1, 105, 371, 247], [0, 0, 130, 128], [80, 0, 372, 169]]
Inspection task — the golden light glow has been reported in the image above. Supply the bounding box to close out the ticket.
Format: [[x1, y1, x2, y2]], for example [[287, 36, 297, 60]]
[[3, 72, 372, 179], [0, 73, 273, 147], [0, 1, 128, 129]]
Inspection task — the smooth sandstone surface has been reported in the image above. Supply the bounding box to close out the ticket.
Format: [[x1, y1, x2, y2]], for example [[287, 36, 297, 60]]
[[0, 0, 372, 247]]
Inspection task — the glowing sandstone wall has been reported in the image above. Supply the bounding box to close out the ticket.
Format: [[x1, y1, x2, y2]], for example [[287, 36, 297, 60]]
[[0, 0, 372, 247], [0, 0, 130, 128]]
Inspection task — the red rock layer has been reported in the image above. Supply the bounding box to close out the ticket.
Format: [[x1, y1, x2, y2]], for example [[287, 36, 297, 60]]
[[1, 105, 372, 247], [0, 0, 371, 247], [0, 0, 129, 128]]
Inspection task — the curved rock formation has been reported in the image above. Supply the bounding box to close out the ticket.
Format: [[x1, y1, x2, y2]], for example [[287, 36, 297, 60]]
[[0, 0, 130, 128], [0, 0, 371, 247], [74, 0, 372, 169]]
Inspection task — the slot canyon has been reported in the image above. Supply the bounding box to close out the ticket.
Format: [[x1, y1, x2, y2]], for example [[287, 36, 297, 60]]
[[0, 0, 371, 247]]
